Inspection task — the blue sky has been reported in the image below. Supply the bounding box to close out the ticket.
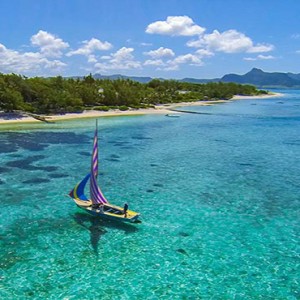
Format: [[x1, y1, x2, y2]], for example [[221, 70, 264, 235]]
[[0, 0, 299, 79]]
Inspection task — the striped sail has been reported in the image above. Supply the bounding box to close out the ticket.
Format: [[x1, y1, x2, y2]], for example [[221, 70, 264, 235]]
[[69, 173, 90, 201], [90, 121, 108, 204]]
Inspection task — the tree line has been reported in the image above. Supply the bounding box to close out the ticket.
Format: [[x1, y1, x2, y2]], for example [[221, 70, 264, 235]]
[[0, 73, 267, 114]]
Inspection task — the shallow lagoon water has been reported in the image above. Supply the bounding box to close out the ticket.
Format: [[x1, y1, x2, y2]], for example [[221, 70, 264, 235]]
[[0, 91, 299, 299]]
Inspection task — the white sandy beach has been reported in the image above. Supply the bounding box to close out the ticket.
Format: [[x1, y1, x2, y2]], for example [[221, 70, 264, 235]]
[[232, 92, 284, 100], [0, 107, 170, 125], [0, 92, 283, 125]]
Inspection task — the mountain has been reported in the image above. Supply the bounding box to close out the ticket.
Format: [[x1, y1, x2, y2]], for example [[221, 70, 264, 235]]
[[89, 69, 300, 87], [92, 73, 153, 83], [180, 78, 216, 84], [220, 68, 300, 87], [287, 72, 300, 81]]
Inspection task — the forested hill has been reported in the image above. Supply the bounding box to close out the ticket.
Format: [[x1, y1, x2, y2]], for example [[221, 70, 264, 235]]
[[0, 73, 267, 114], [221, 68, 300, 88], [182, 68, 300, 87], [85, 68, 300, 88]]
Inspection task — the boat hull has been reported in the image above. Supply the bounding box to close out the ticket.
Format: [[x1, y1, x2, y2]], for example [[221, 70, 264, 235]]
[[73, 199, 140, 223]]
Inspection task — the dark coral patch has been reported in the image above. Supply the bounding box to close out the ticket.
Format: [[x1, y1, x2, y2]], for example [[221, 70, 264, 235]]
[[238, 163, 254, 167], [153, 183, 163, 187], [78, 151, 90, 157], [6, 155, 45, 170], [179, 232, 189, 237], [39, 166, 58, 172], [150, 164, 158, 167], [105, 158, 120, 162], [0, 131, 90, 153], [109, 140, 130, 147], [176, 248, 188, 255], [0, 167, 10, 173], [132, 136, 152, 140], [5, 156, 58, 172], [22, 178, 50, 184], [8, 154, 23, 158], [48, 173, 68, 179], [284, 139, 300, 146]]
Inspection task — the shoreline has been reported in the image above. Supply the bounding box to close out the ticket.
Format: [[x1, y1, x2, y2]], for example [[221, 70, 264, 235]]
[[231, 92, 283, 100], [0, 92, 283, 125]]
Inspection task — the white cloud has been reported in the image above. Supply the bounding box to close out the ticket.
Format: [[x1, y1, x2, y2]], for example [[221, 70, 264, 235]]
[[291, 33, 300, 39], [0, 43, 66, 74], [154, 53, 203, 71], [100, 55, 112, 60], [143, 46, 206, 71], [67, 38, 112, 57], [44, 59, 67, 69], [187, 29, 274, 54], [125, 39, 153, 47], [247, 44, 274, 53], [144, 59, 165, 66], [87, 54, 97, 63], [171, 54, 203, 65], [160, 65, 179, 71], [146, 16, 205, 36], [140, 42, 153, 47], [143, 50, 204, 71], [186, 39, 203, 48], [94, 47, 141, 72], [195, 49, 214, 57], [243, 57, 256, 61], [244, 54, 275, 61], [30, 30, 69, 57], [111, 47, 136, 62], [257, 54, 275, 59], [0, 44, 6, 53], [204, 30, 252, 53], [144, 47, 175, 58]]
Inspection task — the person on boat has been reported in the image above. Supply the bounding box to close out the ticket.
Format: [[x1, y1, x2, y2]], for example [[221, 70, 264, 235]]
[[123, 203, 128, 218], [99, 204, 104, 213]]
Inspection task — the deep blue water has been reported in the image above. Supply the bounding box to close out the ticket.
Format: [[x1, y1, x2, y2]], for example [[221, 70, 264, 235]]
[[0, 91, 299, 299]]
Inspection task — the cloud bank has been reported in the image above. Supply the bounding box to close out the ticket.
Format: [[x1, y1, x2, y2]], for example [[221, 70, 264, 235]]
[[0, 16, 276, 75]]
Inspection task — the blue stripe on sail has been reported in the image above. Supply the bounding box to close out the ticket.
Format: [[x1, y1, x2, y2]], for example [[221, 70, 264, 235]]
[[69, 173, 90, 201]]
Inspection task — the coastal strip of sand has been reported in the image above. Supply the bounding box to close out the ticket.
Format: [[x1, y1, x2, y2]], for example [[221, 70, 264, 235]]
[[0, 92, 283, 125], [232, 92, 284, 100]]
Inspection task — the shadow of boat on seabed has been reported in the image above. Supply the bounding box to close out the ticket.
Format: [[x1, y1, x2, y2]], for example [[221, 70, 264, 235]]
[[72, 212, 139, 255]]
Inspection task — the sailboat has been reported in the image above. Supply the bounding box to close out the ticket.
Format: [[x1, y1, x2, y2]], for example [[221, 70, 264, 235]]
[[69, 121, 140, 223]]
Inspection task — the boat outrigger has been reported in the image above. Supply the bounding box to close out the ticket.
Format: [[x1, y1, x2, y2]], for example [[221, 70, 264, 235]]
[[69, 121, 140, 223]]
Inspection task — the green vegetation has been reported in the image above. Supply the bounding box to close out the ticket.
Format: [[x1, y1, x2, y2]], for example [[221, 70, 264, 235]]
[[0, 73, 266, 114]]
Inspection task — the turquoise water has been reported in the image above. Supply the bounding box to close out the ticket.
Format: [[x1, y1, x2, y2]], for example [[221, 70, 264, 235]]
[[0, 91, 299, 299]]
